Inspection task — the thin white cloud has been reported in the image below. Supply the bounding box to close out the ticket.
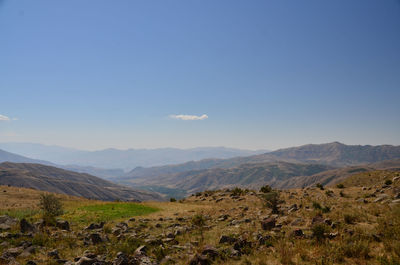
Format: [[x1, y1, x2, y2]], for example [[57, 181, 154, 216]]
[[0, 114, 10, 121], [169, 114, 209, 121]]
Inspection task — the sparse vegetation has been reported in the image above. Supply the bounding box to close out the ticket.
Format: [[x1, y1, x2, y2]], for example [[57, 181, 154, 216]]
[[385, 179, 393, 185], [260, 185, 272, 193], [336, 183, 345, 189], [316, 183, 324, 190], [0, 168, 399, 265], [262, 191, 280, 214], [312, 223, 329, 242]]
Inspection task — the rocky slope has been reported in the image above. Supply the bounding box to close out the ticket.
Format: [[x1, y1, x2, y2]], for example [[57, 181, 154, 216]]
[[0, 170, 399, 264], [0, 162, 164, 201]]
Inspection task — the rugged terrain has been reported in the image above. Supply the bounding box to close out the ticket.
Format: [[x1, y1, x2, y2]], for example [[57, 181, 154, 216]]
[[116, 143, 400, 197], [0, 170, 399, 264], [0, 162, 163, 202]]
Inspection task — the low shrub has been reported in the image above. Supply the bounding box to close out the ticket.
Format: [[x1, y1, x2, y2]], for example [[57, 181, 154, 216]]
[[260, 185, 272, 193]]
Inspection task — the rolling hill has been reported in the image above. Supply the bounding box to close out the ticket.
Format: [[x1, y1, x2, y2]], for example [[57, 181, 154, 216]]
[[116, 143, 400, 196], [0, 162, 164, 201]]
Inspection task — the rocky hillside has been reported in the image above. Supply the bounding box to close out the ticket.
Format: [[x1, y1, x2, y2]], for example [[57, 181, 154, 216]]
[[124, 162, 334, 195], [122, 142, 400, 180], [0, 169, 399, 264], [0, 162, 164, 201]]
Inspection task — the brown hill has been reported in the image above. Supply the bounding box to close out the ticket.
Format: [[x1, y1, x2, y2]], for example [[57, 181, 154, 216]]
[[0, 162, 164, 201], [124, 161, 334, 195]]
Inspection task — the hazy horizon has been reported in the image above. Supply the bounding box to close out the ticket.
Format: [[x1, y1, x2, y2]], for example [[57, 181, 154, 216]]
[[1, 0, 399, 150]]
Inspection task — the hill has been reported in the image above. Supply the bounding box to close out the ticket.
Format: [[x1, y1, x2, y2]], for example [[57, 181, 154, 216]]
[[117, 143, 400, 196], [0, 162, 164, 201], [277, 159, 400, 189], [122, 161, 334, 195], [123, 142, 400, 181]]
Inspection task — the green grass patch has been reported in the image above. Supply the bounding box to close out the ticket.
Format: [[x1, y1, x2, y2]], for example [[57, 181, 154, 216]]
[[64, 202, 159, 224], [0, 208, 39, 219]]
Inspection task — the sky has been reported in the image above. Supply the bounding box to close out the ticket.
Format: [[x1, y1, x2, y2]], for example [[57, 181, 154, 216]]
[[1, 0, 400, 151]]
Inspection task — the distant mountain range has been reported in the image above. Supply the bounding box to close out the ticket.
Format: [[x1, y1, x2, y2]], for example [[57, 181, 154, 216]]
[[1, 142, 400, 199], [0, 142, 268, 170], [0, 162, 164, 201], [115, 142, 400, 196]]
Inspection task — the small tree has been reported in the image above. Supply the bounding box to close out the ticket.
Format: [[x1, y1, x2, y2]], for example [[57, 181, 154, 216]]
[[263, 191, 280, 214], [260, 185, 272, 193], [316, 183, 324, 190], [39, 194, 63, 221]]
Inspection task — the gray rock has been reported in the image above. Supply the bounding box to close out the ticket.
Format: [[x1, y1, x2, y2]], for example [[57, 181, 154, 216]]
[[0, 215, 18, 230], [75, 256, 97, 265]]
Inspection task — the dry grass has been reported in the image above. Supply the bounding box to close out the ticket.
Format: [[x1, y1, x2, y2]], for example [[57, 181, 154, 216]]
[[1, 172, 400, 265]]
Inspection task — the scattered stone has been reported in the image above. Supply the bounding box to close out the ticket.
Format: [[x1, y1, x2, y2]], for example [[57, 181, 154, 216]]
[[135, 245, 148, 256], [328, 232, 338, 239], [293, 229, 304, 237], [85, 222, 105, 230], [189, 254, 210, 265], [75, 256, 97, 265], [201, 246, 219, 259], [261, 217, 276, 231], [88, 233, 103, 244], [56, 220, 70, 231], [219, 235, 237, 244], [2, 247, 23, 259], [0, 215, 18, 230], [47, 249, 60, 259]]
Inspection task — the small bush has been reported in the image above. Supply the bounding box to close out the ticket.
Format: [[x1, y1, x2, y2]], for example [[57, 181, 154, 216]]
[[336, 183, 345, 189], [325, 190, 334, 197], [169, 198, 176, 202], [260, 185, 272, 193], [340, 191, 345, 197], [312, 224, 329, 242], [263, 191, 280, 214], [385, 180, 393, 185], [316, 183, 324, 190], [39, 194, 63, 219], [231, 187, 245, 196], [191, 214, 206, 227], [322, 206, 331, 213], [344, 213, 357, 224], [312, 202, 322, 210]]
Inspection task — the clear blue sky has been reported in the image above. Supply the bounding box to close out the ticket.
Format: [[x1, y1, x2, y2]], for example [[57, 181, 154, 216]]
[[1, 0, 399, 150]]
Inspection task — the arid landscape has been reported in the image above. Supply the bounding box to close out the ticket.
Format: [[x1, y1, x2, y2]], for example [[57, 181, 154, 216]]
[[1, 0, 399, 264], [0, 169, 399, 265]]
